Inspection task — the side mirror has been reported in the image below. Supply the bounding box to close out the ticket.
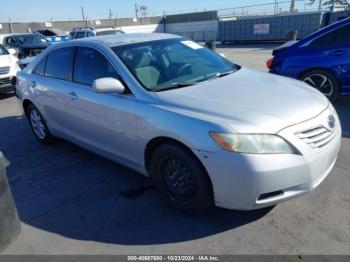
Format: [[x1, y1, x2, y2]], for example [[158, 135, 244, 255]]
[[93, 77, 125, 94], [219, 53, 226, 58], [8, 48, 17, 56]]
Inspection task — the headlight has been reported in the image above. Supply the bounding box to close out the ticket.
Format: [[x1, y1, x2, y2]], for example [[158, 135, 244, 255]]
[[210, 132, 298, 154]]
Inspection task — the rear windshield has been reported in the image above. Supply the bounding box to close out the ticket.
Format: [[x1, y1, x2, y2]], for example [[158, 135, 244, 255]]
[[96, 30, 125, 36], [16, 35, 47, 45]]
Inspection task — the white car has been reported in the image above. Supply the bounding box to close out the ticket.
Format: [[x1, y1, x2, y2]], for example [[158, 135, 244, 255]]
[[69, 27, 125, 40], [0, 44, 20, 93]]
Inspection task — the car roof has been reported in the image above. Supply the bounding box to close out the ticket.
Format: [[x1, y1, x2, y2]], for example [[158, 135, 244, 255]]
[[70, 33, 181, 47], [295, 17, 350, 47], [94, 27, 122, 32], [6, 33, 34, 38]]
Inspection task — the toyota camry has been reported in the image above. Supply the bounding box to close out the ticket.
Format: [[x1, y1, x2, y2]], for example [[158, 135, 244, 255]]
[[15, 33, 341, 213]]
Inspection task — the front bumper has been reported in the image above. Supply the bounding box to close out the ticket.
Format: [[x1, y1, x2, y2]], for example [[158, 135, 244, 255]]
[[0, 76, 15, 92], [197, 106, 342, 210]]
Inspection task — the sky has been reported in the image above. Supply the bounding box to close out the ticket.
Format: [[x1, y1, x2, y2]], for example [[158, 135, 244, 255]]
[[0, 0, 319, 22]]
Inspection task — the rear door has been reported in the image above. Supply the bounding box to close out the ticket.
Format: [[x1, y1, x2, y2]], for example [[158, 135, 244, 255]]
[[308, 24, 350, 92], [30, 46, 78, 135]]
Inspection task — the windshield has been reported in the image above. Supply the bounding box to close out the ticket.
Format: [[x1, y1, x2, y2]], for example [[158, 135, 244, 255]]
[[17, 35, 47, 45], [0, 45, 9, 55], [96, 30, 125, 36], [112, 38, 238, 91]]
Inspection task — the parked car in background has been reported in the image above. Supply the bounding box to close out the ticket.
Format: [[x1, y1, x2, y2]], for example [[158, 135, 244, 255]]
[[16, 34, 341, 213], [69, 27, 124, 40], [34, 28, 69, 43], [3, 33, 51, 59], [267, 17, 350, 101], [0, 44, 20, 93]]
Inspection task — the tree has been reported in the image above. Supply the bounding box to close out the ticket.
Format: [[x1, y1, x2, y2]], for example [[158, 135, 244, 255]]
[[308, 0, 348, 9]]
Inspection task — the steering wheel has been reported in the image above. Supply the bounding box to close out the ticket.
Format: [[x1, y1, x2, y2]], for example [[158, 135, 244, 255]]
[[177, 63, 192, 76]]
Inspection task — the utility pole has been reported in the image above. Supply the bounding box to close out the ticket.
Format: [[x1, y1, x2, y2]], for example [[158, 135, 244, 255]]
[[290, 0, 296, 12], [109, 9, 113, 19], [8, 17, 13, 33], [318, 0, 323, 11], [81, 6, 85, 20], [274, 0, 278, 14], [135, 3, 139, 18]]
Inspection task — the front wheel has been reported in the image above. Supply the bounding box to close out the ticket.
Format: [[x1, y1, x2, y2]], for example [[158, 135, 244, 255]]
[[26, 104, 54, 144], [301, 70, 340, 102], [151, 144, 213, 213]]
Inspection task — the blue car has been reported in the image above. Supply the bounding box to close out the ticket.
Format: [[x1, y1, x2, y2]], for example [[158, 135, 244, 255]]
[[267, 17, 350, 101], [34, 29, 69, 43]]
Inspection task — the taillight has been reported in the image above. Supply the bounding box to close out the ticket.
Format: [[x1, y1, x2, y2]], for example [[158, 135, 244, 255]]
[[266, 58, 274, 69]]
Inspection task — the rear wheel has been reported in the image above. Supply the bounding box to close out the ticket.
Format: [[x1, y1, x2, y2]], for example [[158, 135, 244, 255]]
[[301, 69, 340, 102], [150, 144, 213, 213], [26, 104, 54, 144]]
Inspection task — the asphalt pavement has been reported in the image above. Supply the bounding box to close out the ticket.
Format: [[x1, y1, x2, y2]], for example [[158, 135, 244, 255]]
[[1, 44, 349, 255]]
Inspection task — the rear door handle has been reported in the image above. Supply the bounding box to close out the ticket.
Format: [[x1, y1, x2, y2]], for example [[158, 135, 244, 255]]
[[67, 91, 79, 101]]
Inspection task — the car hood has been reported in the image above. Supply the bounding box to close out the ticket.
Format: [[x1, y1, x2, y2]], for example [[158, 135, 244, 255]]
[[156, 68, 329, 134], [0, 55, 17, 67], [21, 42, 50, 49]]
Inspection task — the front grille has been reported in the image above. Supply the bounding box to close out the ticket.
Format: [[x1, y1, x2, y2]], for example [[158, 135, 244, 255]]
[[295, 125, 337, 149], [0, 77, 11, 85], [0, 67, 10, 75]]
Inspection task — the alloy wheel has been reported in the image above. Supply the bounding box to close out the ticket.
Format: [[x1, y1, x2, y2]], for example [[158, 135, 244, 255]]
[[29, 108, 46, 139], [303, 74, 334, 97]]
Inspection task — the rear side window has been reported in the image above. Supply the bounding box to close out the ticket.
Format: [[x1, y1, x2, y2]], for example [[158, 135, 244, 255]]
[[34, 57, 46, 76], [39, 30, 55, 36], [310, 24, 350, 48], [73, 47, 119, 86], [69, 32, 75, 39], [337, 24, 350, 44], [45, 47, 74, 80], [74, 32, 86, 39], [86, 31, 95, 37]]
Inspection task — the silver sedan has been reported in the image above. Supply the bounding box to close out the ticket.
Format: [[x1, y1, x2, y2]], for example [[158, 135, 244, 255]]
[[15, 33, 341, 213]]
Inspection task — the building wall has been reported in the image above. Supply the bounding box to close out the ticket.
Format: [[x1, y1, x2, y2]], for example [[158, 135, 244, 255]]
[[165, 20, 218, 41], [219, 12, 323, 42], [121, 24, 164, 33]]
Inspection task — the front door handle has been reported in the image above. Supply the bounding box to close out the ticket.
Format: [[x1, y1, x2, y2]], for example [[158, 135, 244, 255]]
[[67, 91, 79, 101], [29, 81, 36, 88], [328, 50, 346, 56]]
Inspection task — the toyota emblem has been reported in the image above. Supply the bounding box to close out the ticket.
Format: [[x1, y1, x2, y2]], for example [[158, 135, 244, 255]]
[[328, 115, 336, 129]]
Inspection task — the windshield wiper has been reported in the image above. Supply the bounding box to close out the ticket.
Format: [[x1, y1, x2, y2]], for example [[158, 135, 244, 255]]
[[216, 70, 235, 78], [153, 82, 197, 92], [201, 70, 235, 82], [153, 71, 235, 92]]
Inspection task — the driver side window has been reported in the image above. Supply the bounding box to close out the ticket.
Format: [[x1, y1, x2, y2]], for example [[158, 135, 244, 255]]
[[73, 47, 119, 86]]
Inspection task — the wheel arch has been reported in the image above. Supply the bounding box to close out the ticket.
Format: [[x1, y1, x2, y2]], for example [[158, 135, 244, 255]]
[[22, 99, 34, 117], [298, 67, 338, 80], [144, 137, 212, 184], [298, 67, 342, 92]]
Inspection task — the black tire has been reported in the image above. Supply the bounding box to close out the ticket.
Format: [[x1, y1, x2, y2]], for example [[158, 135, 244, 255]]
[[26, 104, 54, 144], [150, 143, 213, 213], [300, 69, 340, 102]]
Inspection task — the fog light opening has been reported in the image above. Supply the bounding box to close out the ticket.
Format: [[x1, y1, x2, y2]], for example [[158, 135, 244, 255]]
[[258, 190, 284, 200]]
